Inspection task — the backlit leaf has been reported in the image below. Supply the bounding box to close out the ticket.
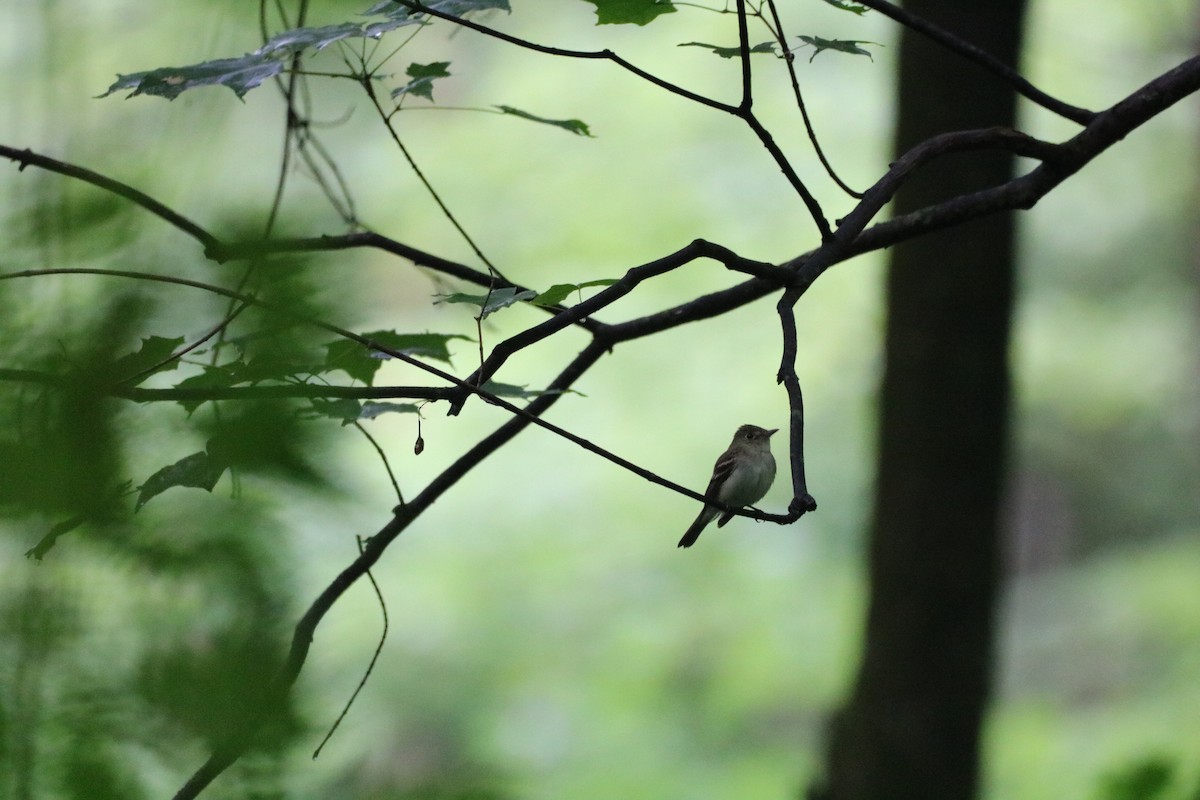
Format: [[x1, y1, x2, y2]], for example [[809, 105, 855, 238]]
[[436, 287, 538, 318], [101, 57, 285, 100], [495, 106, 592, 137], [308, 398, 365, 424], [257, 22, 367, 56], [530, 279, 617, 307], [392, 61, 452, 101], [481, 381, 579, 399], [677, 41, 776, 59], [109, 336, 185, 384], [364, 0, 511, 20], [324, 331, 471, 384], [821, 0, 869, 14], [360, 401, 422, 419], [135, 452, 226, 511], [796, 35, 880, 62], [582, 0, 675, 26]]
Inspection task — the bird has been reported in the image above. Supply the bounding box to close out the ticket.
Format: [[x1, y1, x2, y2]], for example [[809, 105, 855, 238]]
[[678, 424, 778, 548]]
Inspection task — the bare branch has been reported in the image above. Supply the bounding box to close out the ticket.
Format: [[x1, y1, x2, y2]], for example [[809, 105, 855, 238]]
[[763, 0, 863, 197], [0, 145, 216, 247], [390, 1, 740, 115], [854, 0, 1097, 124]]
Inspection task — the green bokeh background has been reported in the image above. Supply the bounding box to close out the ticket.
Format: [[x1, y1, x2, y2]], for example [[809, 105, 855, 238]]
[[1, 1, 1198, 798]]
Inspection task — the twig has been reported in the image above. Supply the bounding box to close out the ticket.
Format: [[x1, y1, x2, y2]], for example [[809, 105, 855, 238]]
[[310, 534, 389, 760], [353, 421, 404, 504], [853, 0, 1096, 124], [763, 0, 862, 197], [0, 145, 216, 247]]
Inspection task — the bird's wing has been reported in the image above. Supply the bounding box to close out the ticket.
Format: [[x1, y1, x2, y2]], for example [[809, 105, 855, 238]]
[[704, 450, 735, 500]]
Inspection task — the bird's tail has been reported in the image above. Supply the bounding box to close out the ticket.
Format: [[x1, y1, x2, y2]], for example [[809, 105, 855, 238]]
[[678, 507, 716, 548]]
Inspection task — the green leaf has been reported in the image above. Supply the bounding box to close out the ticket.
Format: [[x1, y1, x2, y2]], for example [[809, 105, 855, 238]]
[[103, 1, 510, 101], [135, 452, 227, 511], [360, 401, 422, 419], [324, 331, 471, 384], [677, 41, 776, 59], [169, 357, 318, 412], [436, 287, 538, 318], [109, 335, 185, 384], [796, 35, 880, 62], [495, 106, 592, 137], [481, 381, 576, 399], [530, 279, 617, 307], [257, 22, 367, 56], [423, 0, 511, 14], [101, 56, 286, 100], [306, 397, 419, 423], [322, 341, 382, 385], [366, 331, 472, 362], [171, 366, 239, 413], [582, 0, 675, 26], [364, 0, 511, 20], [203, 405, 318, 480], [391, 61, 452, 101], [821, 0, 869, 14], [308, 397, 365, 424]]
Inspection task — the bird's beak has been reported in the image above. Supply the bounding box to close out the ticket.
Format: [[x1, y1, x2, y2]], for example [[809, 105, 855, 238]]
[[767, 428, 779, 436]]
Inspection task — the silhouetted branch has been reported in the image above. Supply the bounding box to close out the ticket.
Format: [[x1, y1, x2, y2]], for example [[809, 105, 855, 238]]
[[0, 145, 216, 246], [853, 0, 1097, 124]]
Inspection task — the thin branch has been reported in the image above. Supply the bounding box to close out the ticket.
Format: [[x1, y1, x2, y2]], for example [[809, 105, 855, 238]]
[[450, 240, 786, 408], [391, 1, 739, 115], [763, 0, 862, 197], [726, 0, 831, 237], [774, 287, 817, 515], [736, 0, 754, 110], [359, 70, 505, 281], [854, 0, 1096, 124], [116, 302, 251, 387], [120, 384, 452, 403], [353, 421, 405, 505], [311, 534, 389, 761], [0, 145, 216, 248], [740, 112, 832, 239]]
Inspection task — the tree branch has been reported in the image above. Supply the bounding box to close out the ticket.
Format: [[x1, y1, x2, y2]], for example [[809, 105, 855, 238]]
[[448, 240, 787, 412], [389, 1, 740, 115], [0, 368, 454, 402], [853, 0, 1097, 124], [0, 145, 216, 247]]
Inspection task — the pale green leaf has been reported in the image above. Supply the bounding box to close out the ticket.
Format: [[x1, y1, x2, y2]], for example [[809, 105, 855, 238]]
[[821, 0, 869, 14], [101, 57, 285, 100], [435, 287, 538, 318], [677, 41, 777, 59], [392, 61, 452, 101], [582, 0, 675, 25], [135, 452, 226, 511], [495, 105, 592, 137], [796, 35, 880, 62], [531, 279, 618, 307]]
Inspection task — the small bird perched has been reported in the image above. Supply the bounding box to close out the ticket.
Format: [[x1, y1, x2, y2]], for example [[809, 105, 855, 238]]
[[678, 424, 778, 548]]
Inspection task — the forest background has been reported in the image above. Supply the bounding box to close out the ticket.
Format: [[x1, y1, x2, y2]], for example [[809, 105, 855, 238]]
[[1, 1, 1198, 798]]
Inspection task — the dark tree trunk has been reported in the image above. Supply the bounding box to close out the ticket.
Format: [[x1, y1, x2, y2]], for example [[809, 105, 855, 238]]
[[811, 2, 1027, 799]]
